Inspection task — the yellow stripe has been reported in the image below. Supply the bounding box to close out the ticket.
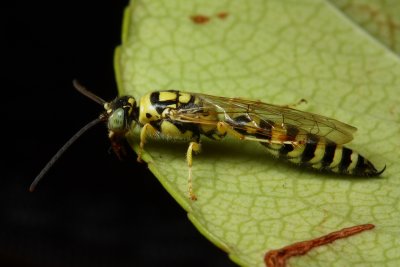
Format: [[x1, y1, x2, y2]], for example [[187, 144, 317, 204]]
[[287, 132, 307, 158], [270, 143, 283, 150], [329, 145, 343, 168], [288, 157, 302, 164], [308, 142, 326, 164], [312, 162, 322, 169], [287, 146, 305, 158], [347, 152, 359, 173], [266, 147, 280, 157]]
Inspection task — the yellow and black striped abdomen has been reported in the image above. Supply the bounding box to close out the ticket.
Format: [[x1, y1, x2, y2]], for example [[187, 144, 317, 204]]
[[262, 130, 384, 177]]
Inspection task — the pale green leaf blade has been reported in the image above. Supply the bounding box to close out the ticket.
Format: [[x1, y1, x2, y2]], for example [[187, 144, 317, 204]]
[[330, 0, 400, 54], [115, 0, 400, 266]]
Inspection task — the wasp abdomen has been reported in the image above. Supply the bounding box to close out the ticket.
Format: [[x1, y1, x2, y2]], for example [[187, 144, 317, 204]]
[[262, 133, 384, 177]]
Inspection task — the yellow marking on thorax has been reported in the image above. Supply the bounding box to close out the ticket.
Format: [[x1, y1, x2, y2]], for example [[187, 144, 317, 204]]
[[179, 93, 191, 104], [200, 123, 218, 135], [160, 121, 194, 139], [139, 93, 159, 124], [159, 91, 178, 101]]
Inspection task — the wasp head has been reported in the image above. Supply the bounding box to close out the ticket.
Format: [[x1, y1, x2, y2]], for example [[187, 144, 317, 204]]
[[104, 96, 138, 134]]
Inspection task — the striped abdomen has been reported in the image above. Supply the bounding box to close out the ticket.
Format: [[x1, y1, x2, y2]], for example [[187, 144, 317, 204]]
[[261, 129, 384, 177], [229, 115, 384, 177]]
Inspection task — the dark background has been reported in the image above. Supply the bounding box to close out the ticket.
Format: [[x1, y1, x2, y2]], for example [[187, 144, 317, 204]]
[[3, 1, 236, 266]]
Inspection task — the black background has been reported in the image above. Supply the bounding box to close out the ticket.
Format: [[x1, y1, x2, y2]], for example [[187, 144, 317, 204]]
[[3, 1, 236, 266]]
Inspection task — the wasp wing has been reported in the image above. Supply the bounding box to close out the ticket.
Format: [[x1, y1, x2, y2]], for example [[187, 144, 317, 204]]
[[172, 93, 357, 145]]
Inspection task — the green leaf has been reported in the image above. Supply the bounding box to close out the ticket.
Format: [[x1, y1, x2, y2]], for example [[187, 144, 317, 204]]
[[114, 0, 400, 266], [331, 0, 400, 54]]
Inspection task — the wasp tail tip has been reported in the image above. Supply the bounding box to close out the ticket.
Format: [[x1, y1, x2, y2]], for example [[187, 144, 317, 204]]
[[376, 164, 386, 176]]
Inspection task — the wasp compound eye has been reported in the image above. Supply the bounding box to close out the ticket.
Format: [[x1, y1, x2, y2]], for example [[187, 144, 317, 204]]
[[108, 108, 126, 132]]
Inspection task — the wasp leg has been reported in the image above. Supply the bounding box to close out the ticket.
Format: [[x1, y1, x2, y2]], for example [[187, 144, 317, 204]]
[[138, 123, 157, 162], [186, 141, 201, 201], [109, 131, 127, 160], [281, 98, 308, 109], [217, 121, 246, 140], [216, 121, 299, 146]]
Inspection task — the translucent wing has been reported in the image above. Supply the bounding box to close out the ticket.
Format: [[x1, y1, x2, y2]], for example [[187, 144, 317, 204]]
[[173, 93, 357, 145]]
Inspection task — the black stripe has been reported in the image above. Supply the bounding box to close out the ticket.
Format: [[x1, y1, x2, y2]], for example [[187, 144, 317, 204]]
[[339, 147, 353, 173], [255, 119, 273, 139], [150, 92, 160, 105], [353, 154, 365, 175], [151, 91, 178, 114], [150, 92, 164, 115], [301, 134, 319, 163], [321, 143, 336, 167], [234, 115, 252, 124], [150, 120, 162, 132], [154, 118, 200, 138], [231, 115, 252, 135], [279, 144, 294, 156], [278, 127, 299, 156], [286, 126, 299, 139]]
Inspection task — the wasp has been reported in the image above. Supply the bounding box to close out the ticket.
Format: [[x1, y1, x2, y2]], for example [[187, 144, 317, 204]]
[[30, 80, 385, 200]]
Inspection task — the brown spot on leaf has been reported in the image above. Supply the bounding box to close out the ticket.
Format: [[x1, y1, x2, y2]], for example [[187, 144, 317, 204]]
[[264, 224, 375, 267], [341, 4, 400, 50], [217, 12, 229, 19], [190, 15, 210, 24]]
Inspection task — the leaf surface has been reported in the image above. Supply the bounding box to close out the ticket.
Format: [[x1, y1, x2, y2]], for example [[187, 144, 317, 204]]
[[331, 0, 400, 54], [115, 0, 400, 266]]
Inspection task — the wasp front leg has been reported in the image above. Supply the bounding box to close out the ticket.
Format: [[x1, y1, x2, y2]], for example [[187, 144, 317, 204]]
[[138, 123, 158, 162], [186, 141, 201, 201], [109, 131, 129, 160]]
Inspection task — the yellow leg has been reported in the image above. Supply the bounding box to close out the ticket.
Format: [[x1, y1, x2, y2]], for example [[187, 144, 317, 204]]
[[186, 141, 201, 201], [217, 121, 299, 146], [138, 123, 157, 162], [217, 121, 246, 140]]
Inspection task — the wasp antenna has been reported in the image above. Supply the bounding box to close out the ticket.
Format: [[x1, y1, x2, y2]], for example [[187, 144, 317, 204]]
[[29, 117, 104, 192], [72, 79, 107, 105]]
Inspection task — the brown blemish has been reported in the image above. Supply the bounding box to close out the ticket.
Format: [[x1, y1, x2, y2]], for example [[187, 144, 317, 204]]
[[190, 12, 229, 24], [357, 4, 399, 50], [190, 15, 210, 24], [264, 224, 375, 267], [217, 12, 229, 19], [342, 4, 400, 50]]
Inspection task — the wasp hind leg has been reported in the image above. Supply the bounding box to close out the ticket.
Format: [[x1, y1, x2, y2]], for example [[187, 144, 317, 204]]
[[186, 140, 201, 201]]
